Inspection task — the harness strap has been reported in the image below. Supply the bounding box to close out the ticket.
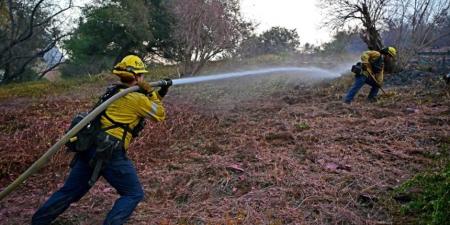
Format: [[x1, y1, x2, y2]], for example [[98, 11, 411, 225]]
[[102, 112, 134, 143], [96, 85, 144, 144]]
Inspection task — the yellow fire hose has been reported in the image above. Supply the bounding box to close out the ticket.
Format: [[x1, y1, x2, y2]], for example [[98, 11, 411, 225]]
[[0, 80, 166, 201]]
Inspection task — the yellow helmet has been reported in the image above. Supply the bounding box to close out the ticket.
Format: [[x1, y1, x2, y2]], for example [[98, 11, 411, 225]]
[[112, 55, 148, 80], [383, 47, 397, 58]]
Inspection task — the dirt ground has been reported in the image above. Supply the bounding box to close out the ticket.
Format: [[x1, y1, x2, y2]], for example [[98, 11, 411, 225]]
[[0, 70, 449, 224]]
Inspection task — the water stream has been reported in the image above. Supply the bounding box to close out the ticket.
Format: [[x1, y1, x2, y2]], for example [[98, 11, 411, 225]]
[[172, 66, 344, 86]]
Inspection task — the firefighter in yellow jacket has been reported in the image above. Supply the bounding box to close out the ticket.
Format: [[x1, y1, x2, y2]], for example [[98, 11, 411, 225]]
[[344, 47, 397, 103], [32, 55, 171, 225]]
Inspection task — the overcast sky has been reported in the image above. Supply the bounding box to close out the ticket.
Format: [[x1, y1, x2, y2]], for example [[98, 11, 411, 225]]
[[240, 0, 332, 45]]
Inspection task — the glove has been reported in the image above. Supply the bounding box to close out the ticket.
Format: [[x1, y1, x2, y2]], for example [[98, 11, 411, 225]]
[[361, 63, 368, 71], [158, 78, 172, 98], [160, 78, 172, 88], [137, 80, 155, 95], [351, 63, 362, 75]]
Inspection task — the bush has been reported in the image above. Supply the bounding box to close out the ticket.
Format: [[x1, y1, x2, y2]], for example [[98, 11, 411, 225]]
[[60, 56, 115, 78], [395, 143, 450, 225], [146, 64, 178, 81], [0, 76, 107, 100]]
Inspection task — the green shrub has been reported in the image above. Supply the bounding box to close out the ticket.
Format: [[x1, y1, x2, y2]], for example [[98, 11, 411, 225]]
[[60, 56, 115, 78], [0, 76, 106, 100], [146, 64, 178, 81], [395, 143, 450, 225]]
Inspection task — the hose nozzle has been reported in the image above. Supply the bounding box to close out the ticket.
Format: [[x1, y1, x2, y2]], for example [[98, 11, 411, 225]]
[[157, 78, 173, 87]]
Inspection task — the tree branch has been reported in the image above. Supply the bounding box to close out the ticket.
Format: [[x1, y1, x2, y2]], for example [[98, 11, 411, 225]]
[[39, 56, 65, 79], [0, 0, 45, 57], [0, 0, 73, 58]]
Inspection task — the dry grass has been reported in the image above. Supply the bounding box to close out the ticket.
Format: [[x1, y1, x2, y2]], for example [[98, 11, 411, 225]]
[[0, 70, 448, 224]]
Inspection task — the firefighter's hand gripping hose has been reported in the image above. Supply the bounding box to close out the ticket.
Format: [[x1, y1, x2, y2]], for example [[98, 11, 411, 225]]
[[0, 80, 169, 201]]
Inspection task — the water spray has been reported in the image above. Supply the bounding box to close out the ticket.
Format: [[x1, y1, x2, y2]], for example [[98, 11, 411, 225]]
[[172, 67, 339, 85], [0, 66, 342, 201]]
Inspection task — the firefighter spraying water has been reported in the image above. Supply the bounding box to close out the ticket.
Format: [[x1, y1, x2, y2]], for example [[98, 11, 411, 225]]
[[0, 54, 343, 224]]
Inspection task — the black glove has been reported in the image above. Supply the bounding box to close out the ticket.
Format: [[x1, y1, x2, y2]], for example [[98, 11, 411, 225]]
[[361, 63, 368, 71], [161, 78, 172, 87], [158, 78, 172, 97], [351, 63, 362, 75]]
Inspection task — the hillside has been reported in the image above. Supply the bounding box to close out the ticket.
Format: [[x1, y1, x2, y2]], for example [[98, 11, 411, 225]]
[[0, 69, 449, 224]]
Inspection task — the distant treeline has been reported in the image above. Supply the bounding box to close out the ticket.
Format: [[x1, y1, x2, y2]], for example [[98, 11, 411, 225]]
[[1, 0, 449, 84]]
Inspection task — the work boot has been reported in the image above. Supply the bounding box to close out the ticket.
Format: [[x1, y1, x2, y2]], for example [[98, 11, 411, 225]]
[[367, 97, 378, 103]]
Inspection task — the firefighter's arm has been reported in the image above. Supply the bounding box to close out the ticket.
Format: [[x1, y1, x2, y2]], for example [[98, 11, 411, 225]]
[[361, 51, 373, 75], [136, 80, 166, 121], [137, 79, 155, 95], [136, 95, 166, 122], [137, 79, 171, 100], [367, 68, 384, 88], [375, 71, 384, 85]]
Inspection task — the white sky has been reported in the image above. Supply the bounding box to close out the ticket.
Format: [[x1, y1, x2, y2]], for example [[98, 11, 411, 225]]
[[240, 0, 332, 45]]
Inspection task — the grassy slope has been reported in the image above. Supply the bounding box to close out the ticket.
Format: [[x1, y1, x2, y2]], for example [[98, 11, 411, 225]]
[[0, 63, 449, 224]]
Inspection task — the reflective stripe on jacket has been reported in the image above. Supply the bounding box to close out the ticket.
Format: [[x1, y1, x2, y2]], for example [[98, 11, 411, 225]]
[[100, 90, 165, 149], [361, 50, 384, 84]]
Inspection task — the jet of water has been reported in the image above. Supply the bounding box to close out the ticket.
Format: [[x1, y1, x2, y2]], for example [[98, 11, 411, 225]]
[[172, 66, 343, 86]]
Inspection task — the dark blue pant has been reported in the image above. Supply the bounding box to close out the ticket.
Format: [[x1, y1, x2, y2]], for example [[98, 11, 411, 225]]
[[344, 74, 380, 103], [31, 148, 144, 225]]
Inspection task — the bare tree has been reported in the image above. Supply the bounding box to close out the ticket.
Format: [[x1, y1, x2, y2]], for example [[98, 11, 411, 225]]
[[320, 0, 392, 50], [386, 0, 450, 65], [0, 0, 73, 83], [166, 0, 248, 75]]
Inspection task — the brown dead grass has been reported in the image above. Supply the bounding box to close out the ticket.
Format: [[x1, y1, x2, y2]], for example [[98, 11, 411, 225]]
[[0, 72, 449, 224]]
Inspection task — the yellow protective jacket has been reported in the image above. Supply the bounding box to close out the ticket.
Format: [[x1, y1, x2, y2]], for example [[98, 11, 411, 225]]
[[100, 89, 165, 149], [361, 50, 384, 85]]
